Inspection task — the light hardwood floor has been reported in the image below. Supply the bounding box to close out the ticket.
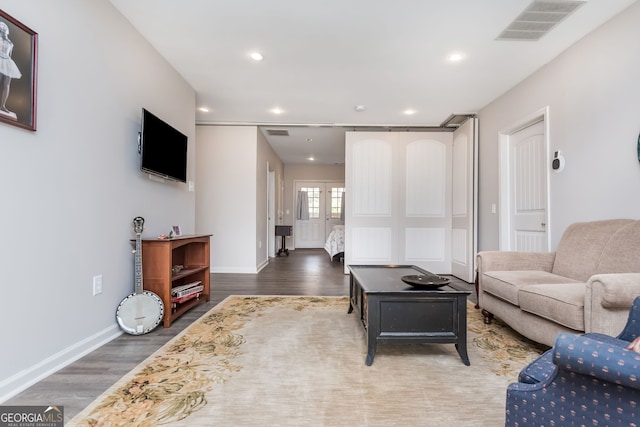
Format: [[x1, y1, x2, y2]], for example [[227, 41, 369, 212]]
[[5, 249, 475, 420]]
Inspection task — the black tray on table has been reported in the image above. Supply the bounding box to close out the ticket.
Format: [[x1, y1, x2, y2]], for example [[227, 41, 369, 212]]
[[401, 274, 450, 289]]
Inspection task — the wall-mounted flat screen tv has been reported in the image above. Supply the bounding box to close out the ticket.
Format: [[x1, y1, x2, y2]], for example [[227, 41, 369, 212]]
[[139, 108, 188, 183]]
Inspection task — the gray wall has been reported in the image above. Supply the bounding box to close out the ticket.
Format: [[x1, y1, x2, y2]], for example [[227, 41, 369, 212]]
[[195, 125, 284, 273], [477, 1, 640, 250], [0, 0, 196, 400], [196, 126, 258, 272]]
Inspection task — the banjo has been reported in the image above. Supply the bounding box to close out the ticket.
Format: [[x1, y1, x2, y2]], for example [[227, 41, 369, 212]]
[[116, 216, 164, 335]]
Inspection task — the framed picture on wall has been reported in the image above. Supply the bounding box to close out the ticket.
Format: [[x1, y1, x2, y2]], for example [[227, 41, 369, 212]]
[[0, 10, 37, 131]]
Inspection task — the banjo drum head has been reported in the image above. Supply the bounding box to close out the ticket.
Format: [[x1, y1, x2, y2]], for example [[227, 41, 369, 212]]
[[116, 291, 164, 335]]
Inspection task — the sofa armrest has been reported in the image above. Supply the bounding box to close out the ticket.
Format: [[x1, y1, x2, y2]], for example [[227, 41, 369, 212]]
[[585, 273, 640, 335], [507, 332, 640, 426], [476, 251, 556, 274], [551, 333, 640, 391]]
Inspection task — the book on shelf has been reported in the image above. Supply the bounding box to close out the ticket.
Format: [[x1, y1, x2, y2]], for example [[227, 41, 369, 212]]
[[171, 281, 202, 297], [171, 290, 202, 304], [171, 280, 203, 304]]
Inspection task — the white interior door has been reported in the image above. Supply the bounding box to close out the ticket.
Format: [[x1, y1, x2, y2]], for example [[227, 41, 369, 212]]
[[325, 184, 345, 240], [450, 118, 478, 282], [345, 132, 454, 274], [294, 182, 345, 248], [500, 119, 549, 251]]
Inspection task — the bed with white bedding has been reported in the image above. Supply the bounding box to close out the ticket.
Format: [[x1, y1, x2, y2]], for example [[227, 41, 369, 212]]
[[324, 225, 345, 260]]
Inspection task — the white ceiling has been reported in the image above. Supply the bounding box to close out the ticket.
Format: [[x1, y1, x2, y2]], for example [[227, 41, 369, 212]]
[[110, 0, 636, 164]]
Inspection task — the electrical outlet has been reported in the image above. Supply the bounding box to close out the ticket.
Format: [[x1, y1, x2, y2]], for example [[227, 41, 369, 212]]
[[93, 275, 103, 296]]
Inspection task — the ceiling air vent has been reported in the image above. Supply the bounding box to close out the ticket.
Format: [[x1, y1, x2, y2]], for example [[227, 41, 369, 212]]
[[266, 129, 290, 136], [497, 0, 587, 41]]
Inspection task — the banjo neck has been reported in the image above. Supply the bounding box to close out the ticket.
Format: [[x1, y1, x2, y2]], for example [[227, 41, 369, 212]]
[[116, 215, 163, 335], [133, 216, 145, 295]]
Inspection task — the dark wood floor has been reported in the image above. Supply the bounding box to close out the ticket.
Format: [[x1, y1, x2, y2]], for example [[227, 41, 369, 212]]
[[5, 249, 474, 421]]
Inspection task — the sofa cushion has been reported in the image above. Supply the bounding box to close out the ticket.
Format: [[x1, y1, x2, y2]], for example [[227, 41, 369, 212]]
[[596, 221, 640, 273], [552, 219, 634, 281], [482, 271, 580, 306], [518, 283, 587, 330]]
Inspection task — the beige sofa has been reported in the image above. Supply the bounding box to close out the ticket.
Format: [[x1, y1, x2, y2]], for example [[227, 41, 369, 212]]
[[477, 219, 640, 347]]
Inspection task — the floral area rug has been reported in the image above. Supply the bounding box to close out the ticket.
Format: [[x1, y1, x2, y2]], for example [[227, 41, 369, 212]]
[[68, 296, 547, 427]]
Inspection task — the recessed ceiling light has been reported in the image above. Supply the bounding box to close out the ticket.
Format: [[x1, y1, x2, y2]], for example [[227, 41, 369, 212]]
[[250, 52, 264, 61], [354, 105, 366, 112], [198, 107, 210, 113], [403, 109, 417, 115], [448, 53, 464, 62], [270, 107, 283, 114], [306, 138, 313, 142], [308, 157, 315, 161]]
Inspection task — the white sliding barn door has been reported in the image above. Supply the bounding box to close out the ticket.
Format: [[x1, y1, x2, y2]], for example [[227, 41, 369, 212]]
[[345, 136, 396, 266], [450, 118, 478, 282], [345, 132, 453, 274], [397, 133, 453, 273]]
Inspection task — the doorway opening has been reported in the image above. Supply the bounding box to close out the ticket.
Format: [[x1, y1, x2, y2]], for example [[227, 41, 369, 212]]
[[294, 181, 345, 249]]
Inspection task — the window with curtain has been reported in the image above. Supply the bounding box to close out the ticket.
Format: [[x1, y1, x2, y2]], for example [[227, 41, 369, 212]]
[[330, 187, 345, 219], [296, 190, 310, 220], [300, 187, 320, 219]]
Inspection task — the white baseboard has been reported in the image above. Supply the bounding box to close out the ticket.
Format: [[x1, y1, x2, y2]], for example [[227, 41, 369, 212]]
[[256, 258, 268, 273], [0, 325, 122, 403], [210, 266, 259, 274]]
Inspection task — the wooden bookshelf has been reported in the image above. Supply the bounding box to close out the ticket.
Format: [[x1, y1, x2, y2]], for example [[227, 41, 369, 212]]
[[140, 234, 211, 328]]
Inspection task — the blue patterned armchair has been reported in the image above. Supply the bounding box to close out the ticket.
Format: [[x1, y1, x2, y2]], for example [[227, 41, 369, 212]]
[[506, 296, 640, 426]]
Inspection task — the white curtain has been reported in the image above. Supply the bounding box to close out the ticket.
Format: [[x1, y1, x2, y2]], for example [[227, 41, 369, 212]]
[[296, 191, 309, 220]]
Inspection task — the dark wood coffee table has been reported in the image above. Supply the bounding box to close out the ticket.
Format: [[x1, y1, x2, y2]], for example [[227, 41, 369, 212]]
[[348, 265, 470, 366]]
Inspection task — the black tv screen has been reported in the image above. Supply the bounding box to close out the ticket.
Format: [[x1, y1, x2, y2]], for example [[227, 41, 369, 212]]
[[140, 108, 188, 183]]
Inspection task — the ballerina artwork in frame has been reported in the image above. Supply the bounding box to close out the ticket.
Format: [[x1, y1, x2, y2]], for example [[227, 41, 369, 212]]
[[0, 9, 37, 131]]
